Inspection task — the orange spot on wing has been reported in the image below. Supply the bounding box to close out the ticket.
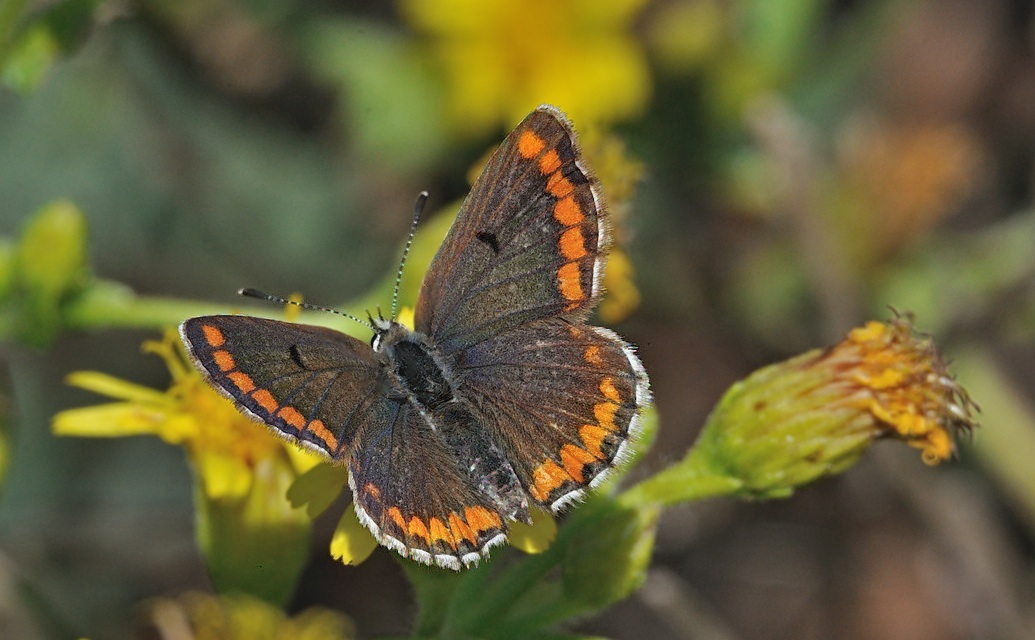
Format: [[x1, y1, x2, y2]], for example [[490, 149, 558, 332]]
[[407, 516, 430, 542], [464, 506, 502, 533], [227, 371, 255, 394], [559, 226, 587, 260], [530, 459, 572, 503], [212, 350, 235, 372], [428, 517, 456, 548], [251, 389, 279, 413], [580, 424, 609, 459], [539, 149, 562, 174], [584, 345, 603, 366], [560, 444, 597, 483], [599, 377, 621, 403], [553, 195, 583, 226], [594, 400, 619, 432], [202, 324, 225, 347], [546, 172, 574, 198], [308, 419, 338, 450], [449, 512, 478, 546], [277, 406, 305, 429], [518, 131, 545, 158], [557, 262, 584, 302], [364, 482, 381, 502], [387, 506, 407, 532]]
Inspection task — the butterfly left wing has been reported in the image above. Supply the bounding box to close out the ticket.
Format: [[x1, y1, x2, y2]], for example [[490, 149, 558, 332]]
[[415, 105, 606, 352], [179, 316, 384, 458]]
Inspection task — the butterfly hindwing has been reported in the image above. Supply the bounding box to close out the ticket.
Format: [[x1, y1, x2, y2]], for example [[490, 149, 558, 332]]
[[180, 316, 383, 458], [349, 399, 509, 569], [416, 105, 606, 352], [456, 317, 651, 512]]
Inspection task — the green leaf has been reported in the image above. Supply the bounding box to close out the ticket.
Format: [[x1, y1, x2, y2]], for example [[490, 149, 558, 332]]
[[1, 22, 59, 93], [1, 0, 101, 92], [11, 200, 89, 346], [16, 200, 88, 304], [557, 500, 659, 616]]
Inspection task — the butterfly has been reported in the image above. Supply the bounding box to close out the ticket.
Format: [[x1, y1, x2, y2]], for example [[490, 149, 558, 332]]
[[180, 105, 651, 570]]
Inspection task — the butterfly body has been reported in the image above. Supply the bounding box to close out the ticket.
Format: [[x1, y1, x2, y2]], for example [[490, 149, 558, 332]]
[[181, 105, 650, 570]]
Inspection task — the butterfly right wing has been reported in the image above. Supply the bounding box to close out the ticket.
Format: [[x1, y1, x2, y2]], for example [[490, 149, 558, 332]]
[[348, 399, 509, 569], [415, 106, 607, 352], [179, 315, 385, 459]]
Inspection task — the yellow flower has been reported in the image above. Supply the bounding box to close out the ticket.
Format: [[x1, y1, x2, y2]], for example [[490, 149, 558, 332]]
[[826, 319, 976, 464], [145, 591, 354, 640], [578, 128, 644, 323], [54, 329, 323, 603], [399, 0, 651, 137], [53, 330, 321, 499], [638, 318, 976, 505], [716, 318, 977, 495]]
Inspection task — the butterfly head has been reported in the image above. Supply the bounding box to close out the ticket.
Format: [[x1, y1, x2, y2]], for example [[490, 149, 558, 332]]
[[370, 314, 415, 354]]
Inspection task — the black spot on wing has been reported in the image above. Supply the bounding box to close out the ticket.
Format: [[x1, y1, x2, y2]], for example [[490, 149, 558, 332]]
[[289, 344, 305, 369], [476, 231, 500, 254]]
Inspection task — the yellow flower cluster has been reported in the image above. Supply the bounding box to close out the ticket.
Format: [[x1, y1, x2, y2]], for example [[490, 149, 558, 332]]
[[53, 331, 322, 500], [400, 0, 650, 136], [829, 319, 976, 464]]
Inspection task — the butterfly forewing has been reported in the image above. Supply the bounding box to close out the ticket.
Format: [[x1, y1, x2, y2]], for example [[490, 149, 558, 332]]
[[415, 106, 606, 353], [180, 316, 382, 458]]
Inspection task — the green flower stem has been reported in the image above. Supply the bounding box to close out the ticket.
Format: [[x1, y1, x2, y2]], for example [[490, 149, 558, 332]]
[[62, 281, 226, 330], [455, 541, 567, 634], [618, 446, 744, 508], [403, 562, 467, 637], [62, 280, 351, 333]]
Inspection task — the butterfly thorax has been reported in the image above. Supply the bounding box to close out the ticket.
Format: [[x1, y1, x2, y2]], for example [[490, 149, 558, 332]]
[[373, 319, 455, 411], [372, 318, 532, 524]]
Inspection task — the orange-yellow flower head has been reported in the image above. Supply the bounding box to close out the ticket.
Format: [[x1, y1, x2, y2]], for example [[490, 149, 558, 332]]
[[821, 319, 976, 465], [689, 318, 976, 498]]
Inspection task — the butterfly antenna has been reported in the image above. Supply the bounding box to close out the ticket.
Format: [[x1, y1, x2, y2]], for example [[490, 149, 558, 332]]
[[239, 288, 373, 330], [390, 191, 428, 320]]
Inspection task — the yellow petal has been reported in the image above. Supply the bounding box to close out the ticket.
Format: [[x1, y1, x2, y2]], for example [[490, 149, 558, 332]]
[[330, 504, 378, 566], [573, 0, 647, 25], [52, 403, 169, 437], [286, 463, 346, 519], [508, 505, 557, 554], [142, 332, 191, 381], [284, 443, 326, 475], [396, 306, 415, 332], [155, 414, 200, 445], [194, 449, 252, 500], [64, 371, 170, 405]]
